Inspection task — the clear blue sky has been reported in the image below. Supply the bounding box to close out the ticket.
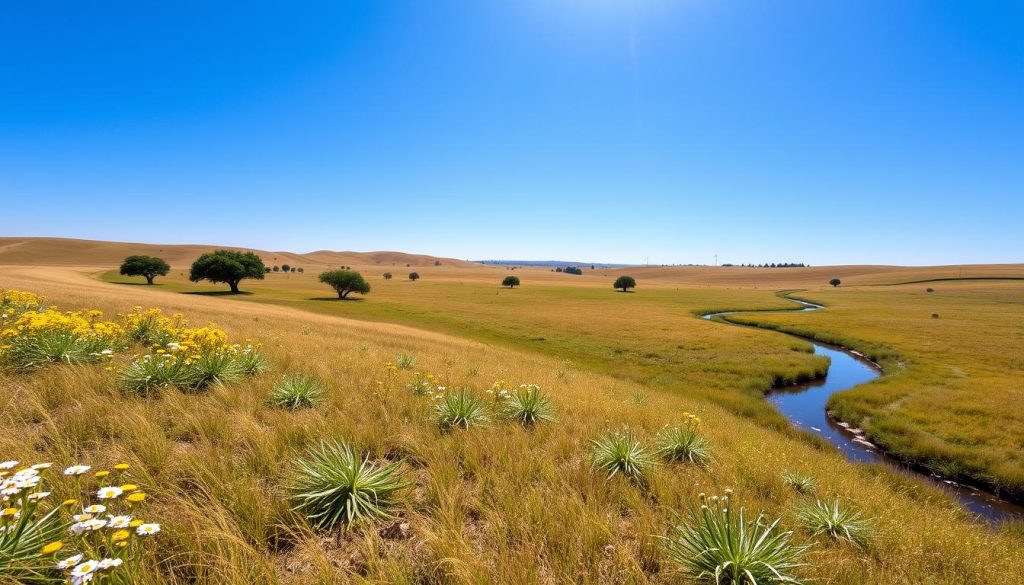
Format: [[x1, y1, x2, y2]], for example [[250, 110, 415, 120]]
[[2, 1, 1021, 265]]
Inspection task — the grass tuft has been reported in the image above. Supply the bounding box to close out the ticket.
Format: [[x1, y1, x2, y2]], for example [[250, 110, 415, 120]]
[[796, 498, 872, 547], [289, 441, 410, 531], [270, 375, 326, 409], [500, 384, 555, 426], [395, 354, 417, 369], [588, 429, 655, 483], [782, 471, 817, 494], [432, 389, 491, 431], [662, 491, 810, 584], [655, 424, 711, 466]]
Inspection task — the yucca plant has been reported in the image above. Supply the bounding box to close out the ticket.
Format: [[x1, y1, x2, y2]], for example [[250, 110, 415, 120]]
[[120, 354, 195, 396], [432, 390, 491, 431], [781, 471, 817, 494], [289, 441, 410, 531], [588, 430, 655, 483], [0, 500, 66, 583], [501, 384, 555, 426], [234, 346, 269, 376], [796, 498, 872, 547], [655, 424, 711, 466], [4, 330, 111, 371], [271, 375, 326, 409], [185, 348, 245, 390], [662, 492, 810, 584], [395, 354, 417, 369]]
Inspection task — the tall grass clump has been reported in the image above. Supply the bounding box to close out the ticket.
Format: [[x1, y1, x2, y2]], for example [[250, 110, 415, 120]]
[[796, 498, 872, 547], [395, 354, 417, 369], [432, 390, 491, 431], [655, 412, 711, 466], [270, 375, 326, 409], [589, 429, 655, 483], [662, 491, 810, 585], [781, 471, 817, 494], [500, 383, 555, 426], [289, 442, 410, 531]]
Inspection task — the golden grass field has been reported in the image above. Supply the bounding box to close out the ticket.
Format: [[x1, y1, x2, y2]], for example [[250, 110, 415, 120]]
[[2, 237, 1023, 584]]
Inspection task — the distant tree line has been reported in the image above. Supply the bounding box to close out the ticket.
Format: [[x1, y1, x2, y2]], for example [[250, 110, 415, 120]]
[[554, 266, 584, 275]]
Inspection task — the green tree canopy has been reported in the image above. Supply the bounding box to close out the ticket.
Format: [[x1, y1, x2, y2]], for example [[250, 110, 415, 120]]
[[319, 270, 371, 299], [409, 272, 420, 281], [189, 250, 266, 293], [613, 275, 637, 292], [829, 278, 841, 287], [502, 276, 520, 288], [383, 272, 393, 280], [119, 255, 170, 285]]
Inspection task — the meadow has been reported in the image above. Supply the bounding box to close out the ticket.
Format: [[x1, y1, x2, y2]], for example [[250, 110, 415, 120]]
[[1, 238, 1023, 584]]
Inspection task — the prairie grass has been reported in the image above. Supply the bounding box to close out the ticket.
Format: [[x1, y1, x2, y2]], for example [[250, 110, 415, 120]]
[[0, 266, 1019, 583], [270, 375, 325, 409]]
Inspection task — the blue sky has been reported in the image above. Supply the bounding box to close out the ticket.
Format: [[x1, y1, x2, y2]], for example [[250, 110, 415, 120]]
[[1, 1, 1021, 265]]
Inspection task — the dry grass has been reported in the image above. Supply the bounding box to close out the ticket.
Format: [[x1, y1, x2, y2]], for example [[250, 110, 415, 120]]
[[0, 265, 1022, 583]]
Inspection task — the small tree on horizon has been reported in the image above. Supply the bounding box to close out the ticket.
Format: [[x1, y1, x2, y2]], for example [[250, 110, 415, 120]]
[[614, 275, 637, 292], [829, 278, 841, 287], [319, 270, 371, 299], [281, 263, 291, 273], [502, 276, 520, 288], [383, 272, 393, 280], [119, 255, 170, 285], [409, 272, 420, 281], [273, 266, 280, 272], [189, 250, 266, 293]]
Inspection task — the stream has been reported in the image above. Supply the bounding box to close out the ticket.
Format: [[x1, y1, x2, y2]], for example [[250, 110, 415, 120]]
[[703, 297, 1023, 523]]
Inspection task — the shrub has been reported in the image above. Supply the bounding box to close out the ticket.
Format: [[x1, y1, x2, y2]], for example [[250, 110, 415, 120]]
[[408, 272, 420, 281], [289, 442, 410, 531], [829, 278, 841, 287], [432, 390, 491, 431], [119, 255, 170, 285], [1, 308, 124, 371], [186, 347, 245, 389], [271, 375, 326, 409], [563, 266, 583, 275], [281, 264, 291, 273], [383, 272, 393, 280], [796, 498, 872, 547], [120, 353, 197, 395], [189, 250, 266, 293], [931, 312, 939, 319], [781, 471, 817, 494], [395, 354, 417, 369], [613, 275, 636, 292], [588, 430, 655, 483], [500, 384, 554, 426], [926, 287, 934, 293], [273, 266, 280, 272], [656, 414, 711, 466], [406, 372, 438, 396], [502, 276, 520, 288], [318, 270, 370, 299], [662, 492, 809, 585]]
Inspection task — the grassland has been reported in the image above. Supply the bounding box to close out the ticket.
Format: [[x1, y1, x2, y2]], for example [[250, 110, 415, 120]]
[[1, 264, 1022, 584]]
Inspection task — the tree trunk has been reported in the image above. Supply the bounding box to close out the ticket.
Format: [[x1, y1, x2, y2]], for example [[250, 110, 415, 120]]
[[146, 275, 154, 285], [229, 281, 240, 293]]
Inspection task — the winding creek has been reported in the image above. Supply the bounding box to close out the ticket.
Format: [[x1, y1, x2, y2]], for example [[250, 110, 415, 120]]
[[703, 296, 1024, 523]]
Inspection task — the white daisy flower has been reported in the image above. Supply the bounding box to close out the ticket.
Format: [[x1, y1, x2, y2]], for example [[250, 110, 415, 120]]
[[64, 465, 91, 476], [83, 504, 107, 514], [96, 486, 123, 499], [97, 557, 123, 570], [27, 491, 51, 501], [0, 461, 17, 470], [57, 553, 84, 570], [135, 523, 161, 536], [31, 462, 53, 470], [70, 559, 99, 580], [107, 515, 132, 528]]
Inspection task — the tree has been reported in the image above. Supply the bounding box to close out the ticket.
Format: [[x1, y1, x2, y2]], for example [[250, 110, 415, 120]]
[[119, 255, 170, 285], [564, 266, 583, 275], [297, 267, 304, 273], [281, 264, 291, 273], [273, 266, 280, 272], [319, 270, 370, 299], [614, 276, 637, 292], [829, 278, 841, 287], [502, 276, 520, 288], [409, 272, 420, 281], [383, 272, 393, 280], [189, 250, 266, 293]]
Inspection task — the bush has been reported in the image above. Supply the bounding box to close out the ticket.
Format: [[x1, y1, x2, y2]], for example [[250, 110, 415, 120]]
[[1, 308, 124, 371], [432, 390, 491, 431], [588, 430, 655, 483], [318, 270, 370, 299], [655, 415, 711, 466], [119, 255, 170, 285], [563, 266, 583, 275], [189, 250, 266, 293], [796, 498, 872, 547], [662, 492, 810, 584], [926, 287, 934, 293], [281, 264, 291, 273], [829, 278, 841, 287], [500, 384, 554, 426], [383, 272, 393, 280], [408, 272, 420, 281], [289, 441, 410, 531], [271, 375, 326, 409], [931, 312, 939, 319], [613, 276, 636, 292], [502, 276, 520, 288]]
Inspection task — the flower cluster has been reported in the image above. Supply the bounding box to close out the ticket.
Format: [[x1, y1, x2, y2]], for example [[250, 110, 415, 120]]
[[485, 379, 512, 400], [0, 292, 125, 371], [120, 307, 186, 347], [0, 459, 159, 584], [120, 329, 265, 395], [407, 372, 441, 396]]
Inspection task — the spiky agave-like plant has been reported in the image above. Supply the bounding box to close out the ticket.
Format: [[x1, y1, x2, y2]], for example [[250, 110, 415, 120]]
[[501, 384, 555, 427], [432, 390, 491, 431], [662, 492, 810, 585], [655, 423, 711, 467], [796, 498, 872, 547], [588, 429, 656, 483], [270, 375, 326, 409], [781, 471, 817, 494], [289, 441, 410, 531]]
